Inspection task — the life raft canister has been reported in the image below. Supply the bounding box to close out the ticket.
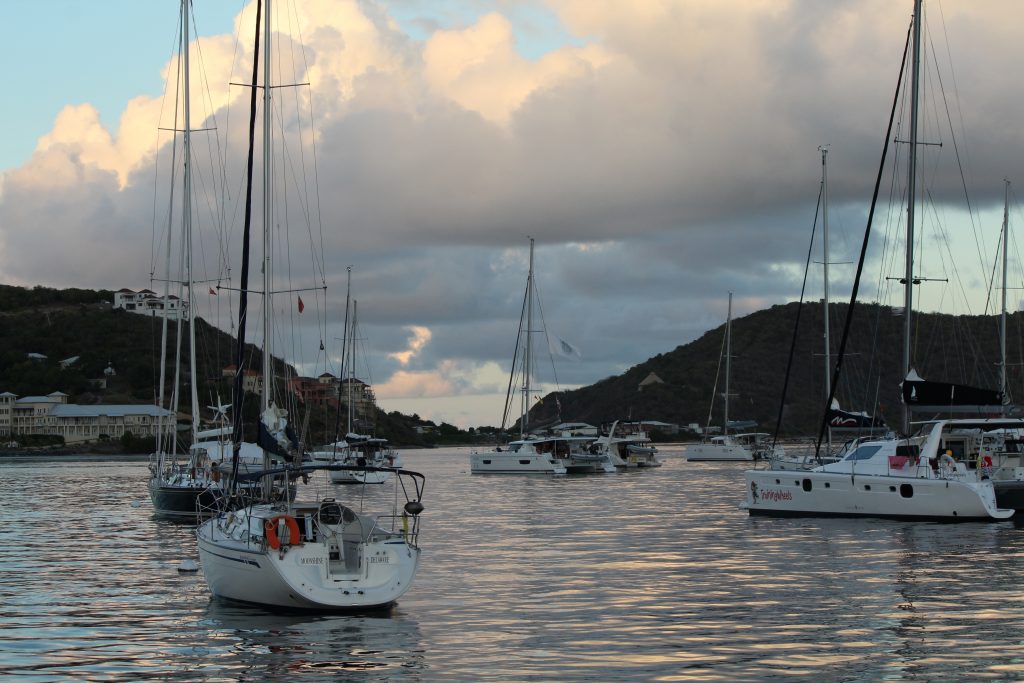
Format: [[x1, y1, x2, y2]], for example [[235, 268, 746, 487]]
[[264, 514, 301, 550]]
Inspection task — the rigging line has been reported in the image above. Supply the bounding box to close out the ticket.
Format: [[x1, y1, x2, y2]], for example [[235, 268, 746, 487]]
[[925, 188, 996, 387], [229, 0, 262, 493], [771, 179, 822, 451], [295, 30, 328, 290], [926, 23, 988, 285], [155, 15, 185, 456], [816, 15, 912, 454], [501, 281, 530, 433], [703, 311, 728, 439], [981, 217, 1003, 317], [282, 0, 326, 286], [531, 274, 562, 395]]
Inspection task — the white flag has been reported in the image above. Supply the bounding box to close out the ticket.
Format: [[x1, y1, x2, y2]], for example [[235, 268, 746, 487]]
[[549, 335, 582, 360]]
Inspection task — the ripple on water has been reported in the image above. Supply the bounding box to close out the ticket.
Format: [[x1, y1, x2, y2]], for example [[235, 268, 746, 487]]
[[3, 453, 1024, 680]]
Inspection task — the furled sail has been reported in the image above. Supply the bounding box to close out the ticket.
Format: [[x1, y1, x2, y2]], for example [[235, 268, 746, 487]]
[[900, 369, 1003, 412], [827, 399, 885, 430]]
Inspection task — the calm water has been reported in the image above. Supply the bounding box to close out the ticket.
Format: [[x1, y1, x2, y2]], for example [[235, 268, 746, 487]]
[[3, 447, 1024, 681]]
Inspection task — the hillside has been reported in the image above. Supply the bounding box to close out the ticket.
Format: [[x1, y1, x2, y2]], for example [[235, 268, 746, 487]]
[[529, 300, 1015, 436], [0, 284, 435, 447]]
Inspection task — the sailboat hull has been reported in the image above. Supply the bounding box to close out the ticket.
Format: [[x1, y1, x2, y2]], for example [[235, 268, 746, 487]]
[[743, 470, 1013, 520], [196, 506, 420, 610], [149, 480, 224, 521]]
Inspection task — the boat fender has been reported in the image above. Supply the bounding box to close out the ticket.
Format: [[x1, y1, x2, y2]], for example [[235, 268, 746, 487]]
[[264, 514, 301, 550]]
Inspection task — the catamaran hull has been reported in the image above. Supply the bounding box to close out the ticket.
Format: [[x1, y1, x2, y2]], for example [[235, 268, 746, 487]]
[[197, 531, 420, 610], [743, 470, 1013, 520], [470, 452, 567, 474], [687, 443, 754, 461]]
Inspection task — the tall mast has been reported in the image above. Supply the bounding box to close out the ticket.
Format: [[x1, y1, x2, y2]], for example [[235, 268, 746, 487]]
[[724, 291, 732, 436], [522, 237, 535, 438], [336, 266, 352, 439], [820, 146, 831, 402], [1001, 179, 1011, 414], [902, 0, 922, 434], [348, 301, 358, 434], [820, 145, 831, 448], [261, 0, 273, 416], [183, 0, 199, 442]]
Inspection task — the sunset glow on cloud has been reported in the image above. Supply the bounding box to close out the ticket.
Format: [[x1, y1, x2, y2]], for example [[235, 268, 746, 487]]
[[3, 0, 1024, 427]]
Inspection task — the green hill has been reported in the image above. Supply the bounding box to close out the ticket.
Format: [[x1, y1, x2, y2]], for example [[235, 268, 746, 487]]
[[0, 284, 434, 448], [528, 301, 1014, 436]]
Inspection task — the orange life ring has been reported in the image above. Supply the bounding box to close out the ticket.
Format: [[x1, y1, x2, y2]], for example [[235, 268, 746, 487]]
[[264, 514, 301, 550]]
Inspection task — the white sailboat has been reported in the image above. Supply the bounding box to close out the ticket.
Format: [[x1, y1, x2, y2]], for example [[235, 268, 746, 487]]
[[308, 271, 400, 485], [743, 0, 1012, 521], [196, 0, 425, 609], [470, 238, 568, 474], [148, 0, 236, 520], [687, 293, 783, 462]]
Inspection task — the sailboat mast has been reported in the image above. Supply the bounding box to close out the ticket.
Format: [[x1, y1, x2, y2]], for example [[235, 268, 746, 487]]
[[724, 291, 732, 436], [820, 146, 831, 403], [183, 0, 199, 442], [261, 0, 273, 417], [522, 237, 535, 439], [335, 266, 352, 441], [1001, 179, 1010, 413], [902, 0, 922, 434], [821, 146, 832, 448], [348, 301, 357, 434]]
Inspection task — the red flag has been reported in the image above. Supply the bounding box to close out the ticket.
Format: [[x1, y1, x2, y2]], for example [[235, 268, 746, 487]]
[[209, 287, 217, 295], [297, 296, 305, 313]]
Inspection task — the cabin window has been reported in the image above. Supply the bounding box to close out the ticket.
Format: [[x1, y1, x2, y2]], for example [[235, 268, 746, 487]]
[[895, 445, 920, 458], [802, 479, 812, 492], [900, 484, 914, 498], [845, 445, 882, 461], [481, 460, 491, 465], [519, 460, 530, 465]]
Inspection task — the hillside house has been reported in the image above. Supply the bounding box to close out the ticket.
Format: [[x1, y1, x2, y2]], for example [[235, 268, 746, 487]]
[[113, 288, 187, 320], [3, 391, 174, 445]]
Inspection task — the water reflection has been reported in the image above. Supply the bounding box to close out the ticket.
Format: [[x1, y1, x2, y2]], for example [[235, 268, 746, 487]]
[[201, 602, 425, 679], [3, 451, 1024, 680]]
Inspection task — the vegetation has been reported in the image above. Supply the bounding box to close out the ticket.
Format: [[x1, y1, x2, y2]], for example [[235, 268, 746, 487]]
[[528, 301, 1015, 437], [3, 285, 1015, 446]]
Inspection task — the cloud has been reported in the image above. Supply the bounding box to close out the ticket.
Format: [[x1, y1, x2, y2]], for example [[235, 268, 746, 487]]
[[389, 325, 432, 365], [3, 0, 1024, 427]]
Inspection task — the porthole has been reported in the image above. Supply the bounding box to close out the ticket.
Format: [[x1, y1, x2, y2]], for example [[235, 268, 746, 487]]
[[775, 479, 781, 485], [482, 460, 491, 465], [519, 460, 530, 465], [900, 484, 914, 498], [824, 482, 830, 488], [889, 486, 896, 492], [802, 479, 812, 492], [864, 484, 871, 491]]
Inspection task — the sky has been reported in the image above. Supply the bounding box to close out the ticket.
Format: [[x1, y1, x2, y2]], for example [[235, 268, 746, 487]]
[[3, 0, 1024, 429]]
